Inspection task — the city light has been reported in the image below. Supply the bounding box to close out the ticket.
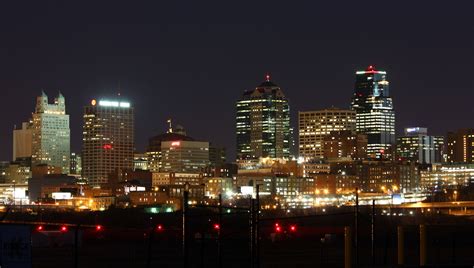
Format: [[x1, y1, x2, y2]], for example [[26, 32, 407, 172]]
[[96, 225, 103, 231], [156, 224, 163, 231], [213, 223, 220, 230], [98, 100, 130, 108], [36, 225, 44, 231], [60, 226, 68, 232]]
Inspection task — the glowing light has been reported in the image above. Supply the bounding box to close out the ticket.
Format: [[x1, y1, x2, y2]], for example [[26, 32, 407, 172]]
[[171, 141, 181, 146], [98, 100, 130, 108], [91, 99, 97, 106], [37, 225, 44, 231], [290, 225, 297, 232], [96, 225, 103, 231], [265, 74, 271, 81], [156, 224, 163, 231], [103, 144, 113, 150], [60, 226, 68, 232], [213, 223, 220, 230]]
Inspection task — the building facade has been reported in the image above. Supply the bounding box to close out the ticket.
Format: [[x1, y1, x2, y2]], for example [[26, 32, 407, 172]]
[[351, 66, 395, 160], [82, 99, 134, 186], [13, 121, 33, 161], [31, 92, 70, 173], [299, 108, 356, 161], [236, 75, 291, 161], [446, 129, 474, 163], [323, 130, 367, 161], [396, 127, 444, 164]]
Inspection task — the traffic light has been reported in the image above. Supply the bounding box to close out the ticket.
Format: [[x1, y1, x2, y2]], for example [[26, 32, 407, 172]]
[[95, 225, 103, 231], [60, 225, 68, 232], [213, 223, 220, 231], [36, 225, 44, 231]]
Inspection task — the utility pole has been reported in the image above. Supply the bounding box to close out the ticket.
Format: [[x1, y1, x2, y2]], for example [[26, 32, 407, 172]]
[[371, 199, 375, 266], [183, 191, 189, 268], [218, 193, 223, 268], [255, 185, 260, 268], [355, 188, 359, 267]]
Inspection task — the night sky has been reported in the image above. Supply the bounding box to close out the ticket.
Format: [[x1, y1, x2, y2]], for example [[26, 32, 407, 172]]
[[0, 1, 472, 161]]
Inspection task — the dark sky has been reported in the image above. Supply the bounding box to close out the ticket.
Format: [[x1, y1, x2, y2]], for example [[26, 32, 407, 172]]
[[0, 1, 473, 161]]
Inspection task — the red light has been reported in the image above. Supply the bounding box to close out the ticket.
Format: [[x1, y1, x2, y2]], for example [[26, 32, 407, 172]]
[[60, 226, 68, 232], [265, 74, 271, 81], [156, 224, 163, 231], [96, 225, 103, 231], [290, 225, 297, 232], [103, 144, 112, 150], [213, 224, 220, 230], [36, 225, 44, 231], [171, 141, 181, 146], [275, 226, 282, 233]]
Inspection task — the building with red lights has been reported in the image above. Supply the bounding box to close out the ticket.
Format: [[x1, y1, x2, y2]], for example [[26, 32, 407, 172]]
[[82, 99, 134, 186]]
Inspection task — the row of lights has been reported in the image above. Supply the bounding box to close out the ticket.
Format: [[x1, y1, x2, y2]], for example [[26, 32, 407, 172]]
[[36, 225, 104, 232]]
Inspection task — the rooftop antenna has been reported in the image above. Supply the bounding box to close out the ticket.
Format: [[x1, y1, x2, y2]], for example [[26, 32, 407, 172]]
[[118, 81, 121, 98], [167, 119, 173, 133]]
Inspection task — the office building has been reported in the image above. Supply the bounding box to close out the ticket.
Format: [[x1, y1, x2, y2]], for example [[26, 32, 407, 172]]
[[446, 129, 474, 163], [13, 121, 33, 161], [70, 152, 82, 175], [351, 66, 395, 160], [236, 74, 291, 161], [299, 108, 356, 161], [396, 127, 444, 164], [31, 92, 70, 172], [147, 124, 209, 173], [82, 99, 134, 186], [323, 130, 367, 161]]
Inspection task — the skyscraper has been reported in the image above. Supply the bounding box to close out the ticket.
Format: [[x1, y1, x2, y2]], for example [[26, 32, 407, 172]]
[[236, 75, 290, 161], [31, 92, 70, 173], [82, 99, 134, 186], [396, 127, 444, 164], [351, 65, 395, 160], [298, 108, 356, 161]]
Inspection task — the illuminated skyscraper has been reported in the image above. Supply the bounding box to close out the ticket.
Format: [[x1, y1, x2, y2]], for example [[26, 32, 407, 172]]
[[82, 99, 134, 186], [351, 65, 395, 159], [396, 127, 444, 164], [236, 75, 290, 161], [446, 129, 474, 163], [31, 92, 70, 173], [298, 108, 356, 161]]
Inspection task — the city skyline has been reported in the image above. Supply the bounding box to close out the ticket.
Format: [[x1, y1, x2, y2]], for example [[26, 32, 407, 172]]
[[0, 1, 472, 161]]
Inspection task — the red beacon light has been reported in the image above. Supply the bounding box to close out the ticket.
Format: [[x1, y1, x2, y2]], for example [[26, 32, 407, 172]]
[[213, 223, 220, 230], [95, 225, 103, 231], [156, 224, 163, 231], [36, 225, 44, 231], [289, 225, 297, 232], [274, 223, 282, 233], [60, 225, 68, 232]]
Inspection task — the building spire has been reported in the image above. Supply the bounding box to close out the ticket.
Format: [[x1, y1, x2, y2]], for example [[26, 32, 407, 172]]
[[265, 73, 271, 82]]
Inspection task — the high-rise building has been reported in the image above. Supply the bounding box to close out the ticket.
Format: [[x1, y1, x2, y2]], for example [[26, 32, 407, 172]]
[[446, 129, 474, 163], [298, 108, 356, 161], [351, 65, 395, 160], [70, 152, 82, 175], [82, 99, 134, 186], [323, 130, 367, 161], [13, 121, 33, 161], [236, 75, 291, 161], [146, 124, 209, 173], [31, 92, 70, 173], [396, 127, 444, 164]]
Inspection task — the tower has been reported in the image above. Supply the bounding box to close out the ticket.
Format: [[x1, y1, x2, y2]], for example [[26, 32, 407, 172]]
[[351, 65, 395, 160], [236, 74, 291, 161]]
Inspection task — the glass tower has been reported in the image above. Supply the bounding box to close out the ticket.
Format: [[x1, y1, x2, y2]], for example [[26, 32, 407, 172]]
[[82, 99, 134, 186], [351, 66, 395, 159], [31, 91, 70, 173], [236, 75, 290, 161]]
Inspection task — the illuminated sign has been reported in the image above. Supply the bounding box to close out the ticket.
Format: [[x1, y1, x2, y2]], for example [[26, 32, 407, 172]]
[[171, 141, 181, 146], [103, 144, 113, 150], [406, 127, 419, 133], [52, 192, 72, 200], [98, 100, 131, 108], [241, 186, 254, 196]]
